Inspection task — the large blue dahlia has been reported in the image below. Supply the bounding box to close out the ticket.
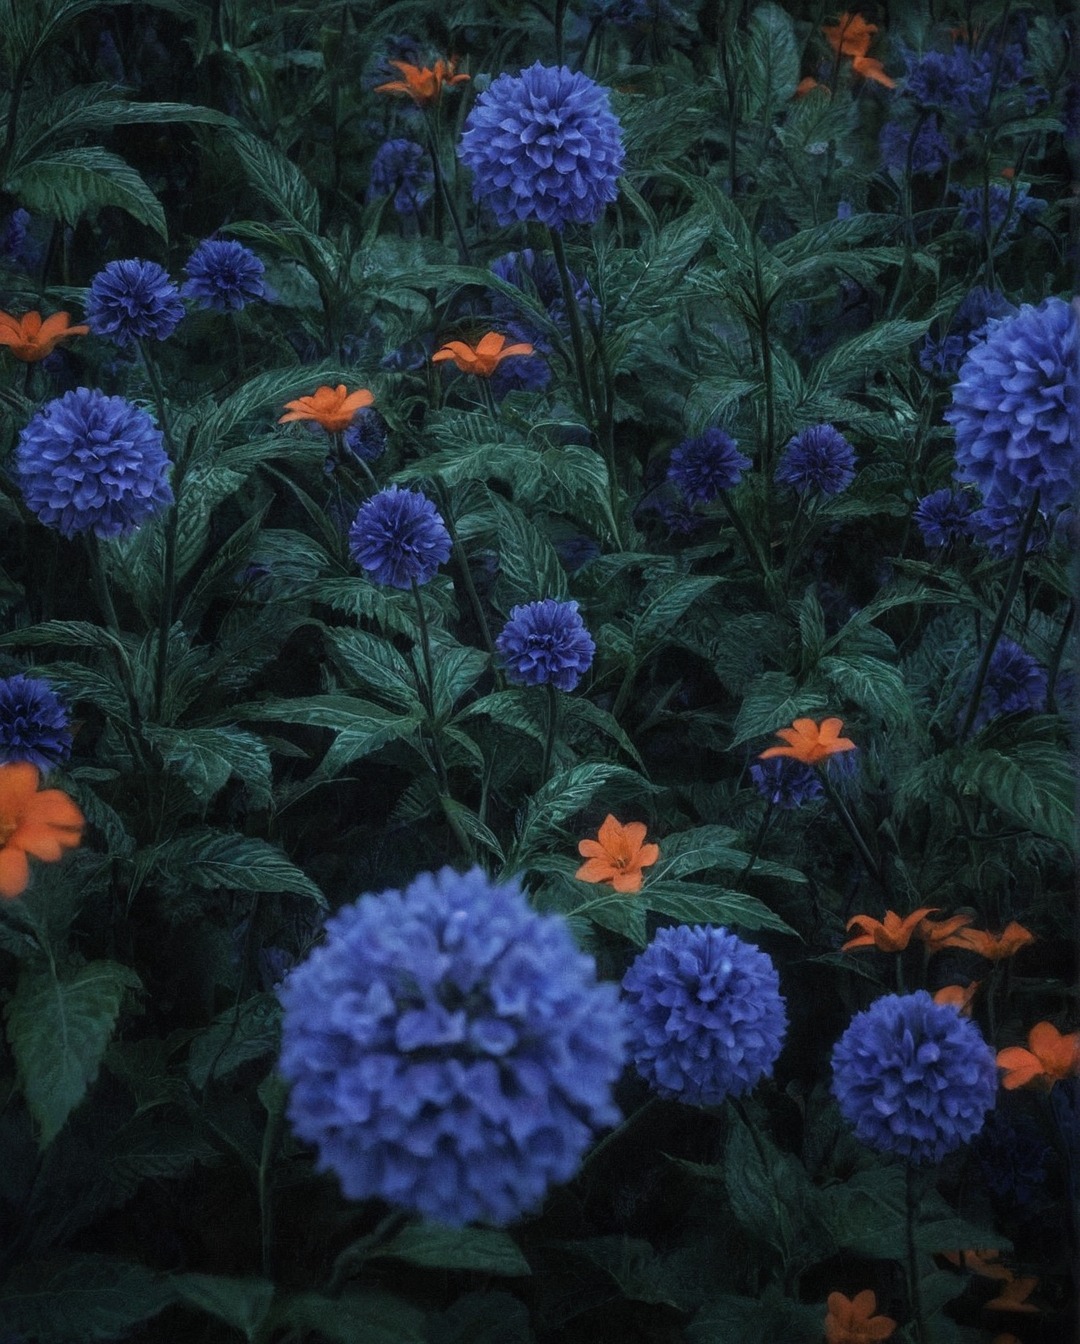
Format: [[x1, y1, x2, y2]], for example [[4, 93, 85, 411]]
[[495, 598, 596, 692], [458, 63, 624, 230], [278, 867, 626, 1226], [831, 991, 997, 1164], [667, 428, 750, 504], [16, 388, 174, 539], [85, 258, 185, 345], [621, 925, 787, 1107], [181, 238, 267, 312], [0, 675, 72, 771], [348, 486, 451, 589]]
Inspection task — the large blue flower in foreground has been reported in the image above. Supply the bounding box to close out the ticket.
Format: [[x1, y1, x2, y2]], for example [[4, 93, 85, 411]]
[[832, 991, 996, 1164], [458, 62, 624, 229], [278, 867, 626, 1226], [182, 239, 267, 312], [16, 388, 174, 539], [667, 428, 750, 504], [496, 598, 596, 691], [621, 925, 787, 1107], [348, 485, 451, 588], [85, 258, 184, 345], [0, 675, 72, 771]]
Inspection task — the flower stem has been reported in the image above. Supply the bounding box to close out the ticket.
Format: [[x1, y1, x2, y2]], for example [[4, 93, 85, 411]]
[[905, 1163, 931, 1344], [820, 770, 889, 896], [422, 110, 471, 264], [735, 798, 776, 887], [540, 681, 560, 785]]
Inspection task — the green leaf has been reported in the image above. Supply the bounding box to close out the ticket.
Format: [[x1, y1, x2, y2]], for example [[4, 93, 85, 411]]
[[688, 1287, 822, 1344], [809, 320, 928, 394], [186, 994, 281, 1088], [955, 741, 1074, 847], [172, 1273, 274, 1338], [634, 575, 720, 647], [146, 830, 325, 905], [744, 3, 800, 114], [724, 1111, 817, 1264], [731, 672, 829, 747], [656, 825, 806, 884], [819, 653, 912, 728], [143, 725, 273, 807], [232, 695, 423, 782], [324, 627, 421, 711], [367, 1222, 531, 1276], [6, 146, 166, 236], [642, 881, 797, 936], [566, 1236, 698, 1309], [224, 128, 320, 231], [0, 1253, 173, 1343], [268, 1288, 426, 1344], [515, 763, 643, 859], [5, 960, 141, 1148], [489, 493, 568, 606]]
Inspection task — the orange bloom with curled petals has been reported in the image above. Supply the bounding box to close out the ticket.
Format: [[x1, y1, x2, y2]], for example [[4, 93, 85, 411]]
[[843, 907, 937, 953], [822, 13, 877, 57], [851, 54, 896, 88], [0, 310, 89, 362], [940, 1249, 1012, 1280], [0, 762, 84, 899], [916, 911, 975, 952], [933, 981, 980, 1015], [954, 921, 1035, 961], [997, 1022, 1080, 1091], [278, 385, 374, 433], [374, 56, 469, 105], [984, 1276, 1039, 1313], [759, 717, 855, 766], [824, 1289, 896, 1343], [576, 815, 659, 894], [432, 331, 535, 378]]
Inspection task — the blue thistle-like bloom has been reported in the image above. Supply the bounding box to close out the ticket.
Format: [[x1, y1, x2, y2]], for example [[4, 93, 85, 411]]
[[458, 62, 624, 230], [919, 286, 1016, 377], [489, 248, 598, 340], [945, 298, 1080, 524], [621, 924, 787, 1107], [667, 428, 750, 504], [278, 866, 626, 1226], [368, 138, 434, 216], [342, 408, 389, 464], [831, 991, 997, 1164], [966, 637, 1047, 732], [879, 117, 953, 176], [181, 238, 267, 312], [913, 489, 974, 547], [749, 758, 825, 809], [775, 424, 857, 496], [0, 675, 72, 771], [954, 182, 1045, 240], [15, 388, 174, 539], [347, 485, 451, 589], [495, 598, 595, 692], [85, 258, 185, 345]]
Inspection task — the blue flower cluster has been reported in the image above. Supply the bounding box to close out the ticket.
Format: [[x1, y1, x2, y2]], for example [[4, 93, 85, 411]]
[[496, 598, 595, 692], [342, 408, 389, 464], [879, 117, 952, 177], [775, 425, 856, 496], [0, 675, 72, 771], [348, 486, 451, 589], [954, 182, 1046, 241], [182, 239, 267, 312], [749, 758, 824, 810], [621, 925, 787, 1107], [368, 138, 433, 216], [86, 258, 185, 345], [832, 991, 997, 1164], [667, 428, 750, 504], [278, 867, 626, 1226], [966, 637, 1047, 733], [919, 286, 1015, 378], [913, 489, 974, 547]]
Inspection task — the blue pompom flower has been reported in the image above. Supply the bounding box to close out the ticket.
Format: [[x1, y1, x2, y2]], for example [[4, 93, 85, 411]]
[[667, 428, 751, 504], [368, 138, 434, 215], [913, 489, 973, 547], [85, 258, 185, 345], [831, 990, 997, 1164], [0, 675, 72, 771], [749, 758, 824, 809], [966, 637, 1047, 733], [181, 239, 267, 312], [278, 866, 626, 1226], [775, 424, 857, 496], [342, 408, 389, 464], [621, 924, 787, 1107], [495, 598, 595, 692], [16, 388, 174, 539], [458, 62, 624, 230], [348, 486, 451, 589]]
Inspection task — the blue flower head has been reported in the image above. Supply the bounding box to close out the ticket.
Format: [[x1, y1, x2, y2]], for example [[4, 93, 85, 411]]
[[919, 286, 1016, 377], [749, 758, 824, 809], [954, 181, 1045, 239], [348, 485, 451, 589], [667, 428, 750, 504], [85, 258, 185, 345], [16, 388, 174, 539], [879, 117, 953, 176], [621, 924, 787, 1106], [368, 138, 434, 215], [278, 866, 626, 1226], [458, 62, 624, 230], [776, 425, 856, 496], [0, 675, 72, 771], [496, 598, 595, 692], [342, 408, 389, 464], [913, 489, 974, 547], [181, 239, 267, 312], [965, 637, 1047, 733], [831, 991, 997, 1164]]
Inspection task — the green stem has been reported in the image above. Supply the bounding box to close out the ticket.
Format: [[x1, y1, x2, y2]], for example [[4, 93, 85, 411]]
[[422, 111, 471, 264], [258, 1077, 286, 1278], [820, 770, 889, 896], [549, 228, 598, 427], [905, 1164, 930, 1344], [431, 479, 494, 654], [554, 0, 568, 64], [540, 681, 560, 785], [735, 799, 775, 887]]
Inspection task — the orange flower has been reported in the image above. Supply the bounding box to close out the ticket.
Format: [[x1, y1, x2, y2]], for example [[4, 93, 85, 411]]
[[940, 1249, 1012, 1281], [842, 907, 937, 953], [795, 76, 828, 98], [374, 56, 469, 105], [984, 1277, 1039, 1313], [0, 762, 84, 899], [432, 331, 535, 377], [576, 815, 659, 894], [1000, 166, 1016, 179], [0, 310, 89, 362], [997, 1021, 1080, 1091], [822, 13, 877, 57], [916, 911, 975, 953], [953, 921, 1035, 961], [759, 717, 856, 765], [850, 55, 897, 88], [278, 385, 374, 433], [933, 981, 980, 1016], [824, 1289, 896, 1343]]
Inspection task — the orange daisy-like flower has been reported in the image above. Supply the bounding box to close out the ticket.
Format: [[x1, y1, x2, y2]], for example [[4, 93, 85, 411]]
[[278, 385, 374, 433], [984, 1276, 1039, 1313], [933, 981, 980, 1016], [940, 1249, 1012, 1281], [759, 717, 856, 766], [997, 1021, 1080, 1091], [432, 331, 535, 378], [850, 54, 897, 88], [953, 921, 1035, 961], [842, 907, 937, 953], [824, 1289, 897, 1344], [374, 56, 469, 105], [0, 310, 89, 362], [916, 911, 975, 953], [0, 762, 84, 899], [822, 12, 877, 57], [576, 815, 660, 894]]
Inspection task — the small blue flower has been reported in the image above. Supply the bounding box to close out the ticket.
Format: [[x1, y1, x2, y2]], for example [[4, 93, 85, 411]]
[[913, 489, 973, 547], [667, 428, 750, 504], [621, 924, 787, 1107], [348, 485, 451, 589], [831, 990, 997, 1164], [181, 238, 267, 312], [919, 286, 1016, 377], [278, 866, 626, 1226], [342, 408, 389, 464], [974, 1102, 1051, 1208], [0, 675, 72, 771], [85, 258, 185, 345], [749, 758, 824, 809], [368, 138, 434, 215], [965, 637, 1047, 733], [776, 424, 856, 496], [489, 248, 597, 334], [458, 62, 624, 230], [879, 117, 953, 176], [16, 388, 174, 539], [496, 598, 595, 692], [954, 182, 1045, 239]]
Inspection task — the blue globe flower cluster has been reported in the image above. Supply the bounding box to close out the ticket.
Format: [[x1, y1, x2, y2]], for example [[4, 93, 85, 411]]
[[954, 182, 1046, 240], [496, 598, 596, 692], [749, 758, 825, 810], [879, 118, 953, 177], [831, 991, 997, 1164], [342, 408, 389, 464], [368, 138, 434, 216], [913, 489, 974, 548], [667, 428, 750, 504], [278, 867, 626, 1226], [348, 485, 451, 589], [86, 258, 185, 346], [966, 637, 1047, 733], [621, 924, 787, 1107], [182, 238, 268, 312], [0, 675, 72, 771], [775, 424, 856, 496], [919, 286, 1015, 378]]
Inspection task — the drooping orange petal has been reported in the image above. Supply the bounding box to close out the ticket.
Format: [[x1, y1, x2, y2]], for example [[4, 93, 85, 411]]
[[984, 1277, 1038, 1312], [0, 846, 30, 900], [0, 762, 39, 814], [851, 54, 897, 87]]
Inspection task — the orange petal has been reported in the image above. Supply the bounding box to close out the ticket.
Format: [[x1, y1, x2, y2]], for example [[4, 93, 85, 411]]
[[0, 846, 30, 899], [576, 858, 617, 884]]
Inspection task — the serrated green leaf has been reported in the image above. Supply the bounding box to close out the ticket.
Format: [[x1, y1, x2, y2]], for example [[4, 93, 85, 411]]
[[731, 672, 829, 748], [147, 830, 325, 904], [232, 695, 423, 781], [367, 1222, 530, 1276], [724, 1110, 821, 1264], [641, 881, 797, 936], [819, 653, 912, 728], [954, 742, 1074, 847], [0, 1253, 173, 1342], [143, 725, 273, 807], [6, 146, 166, 235], [186, 994, 280, 1088], [808, 320, 928, 394], [634, 575, 719, 647], [325, 627, 421, 711], [224, 128, 320, 231], [268, 1288, 426, 1344], [489, 493, 568, 607], [566, 1236, 698, 1309], [653, 827, 806, 884], [515, 763, 643, 859], [172, 1273, 274, 1338]]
